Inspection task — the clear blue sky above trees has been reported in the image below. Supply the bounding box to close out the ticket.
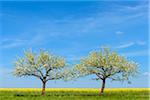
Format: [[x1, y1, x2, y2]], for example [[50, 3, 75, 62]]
[[0, 1, 149, 88]]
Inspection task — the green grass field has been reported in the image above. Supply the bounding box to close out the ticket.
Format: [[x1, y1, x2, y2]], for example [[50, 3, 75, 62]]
[[0, 88, 149, 100]]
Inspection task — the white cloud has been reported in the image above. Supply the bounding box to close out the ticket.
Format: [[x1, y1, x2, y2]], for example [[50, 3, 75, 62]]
[[66, 55, 82, 62], [31, 2, 147, 40], [137, 41, 146, 45], [119, 3, 148, 12], [0, 39, 27, 49], [116, 31, 123, 35], [115, 40, 146, 49], [1, 2, 147, 50], [115, 42, 135, 49], [143, 72, 150, 77], [121, 50, 148, 57]]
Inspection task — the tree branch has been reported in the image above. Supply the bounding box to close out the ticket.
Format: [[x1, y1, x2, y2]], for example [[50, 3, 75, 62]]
[[30, 73, 43, 81], [33, 66, 44, 78], [46, 75, 63, 82], [96, 73, 103, 80], [45, 68, 52, 77], [106, 70, 121, 78]]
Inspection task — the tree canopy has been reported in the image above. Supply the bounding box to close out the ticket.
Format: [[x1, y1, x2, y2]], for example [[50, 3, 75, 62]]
[[74, 48, 138, 95], [13, 50, 70, 95]]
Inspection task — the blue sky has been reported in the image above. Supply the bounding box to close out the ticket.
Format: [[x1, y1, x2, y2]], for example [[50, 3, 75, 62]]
[[0, 1, 149, 88]]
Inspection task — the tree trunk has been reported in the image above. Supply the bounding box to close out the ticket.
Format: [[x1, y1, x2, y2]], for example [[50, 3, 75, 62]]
[[99, 79, 106, 96], [41, 81, 46, 96]]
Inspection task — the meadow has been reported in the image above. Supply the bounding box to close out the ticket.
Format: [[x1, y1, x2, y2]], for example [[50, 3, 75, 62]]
[[0, 88, 149, 100]]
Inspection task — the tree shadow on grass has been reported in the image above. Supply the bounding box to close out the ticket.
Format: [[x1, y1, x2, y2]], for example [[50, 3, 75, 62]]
[[14, 93, 40, 97], [14, 93, 99, 97]]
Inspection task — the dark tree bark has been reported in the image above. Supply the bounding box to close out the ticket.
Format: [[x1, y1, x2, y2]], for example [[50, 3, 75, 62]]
[[99, 79, 106, 96], [41, 81, 46, 96]]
